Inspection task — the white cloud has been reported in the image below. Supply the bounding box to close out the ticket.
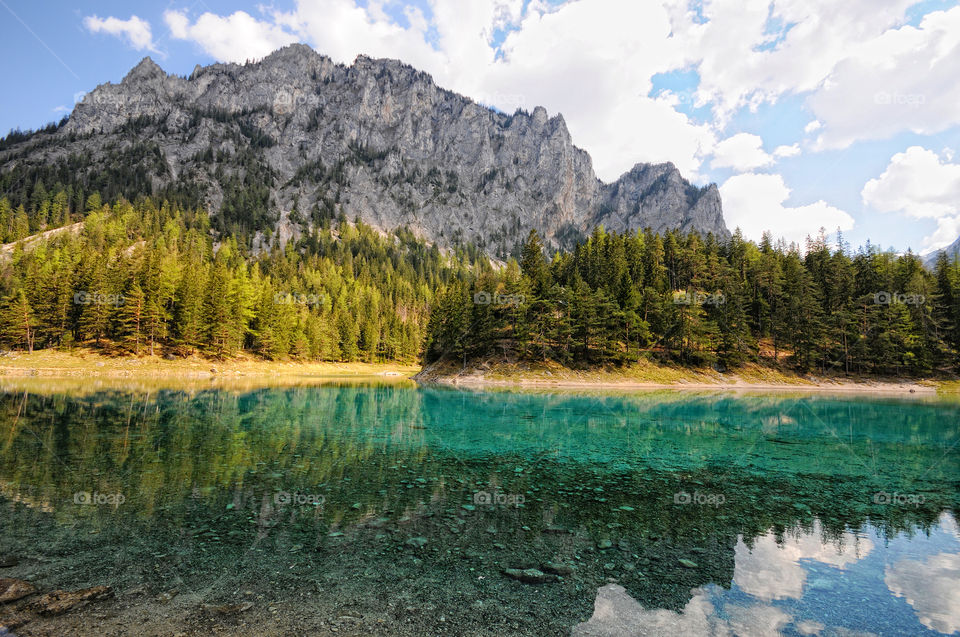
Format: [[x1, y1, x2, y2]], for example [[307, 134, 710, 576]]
[[721, 172, 854, 244], [478, 0, 711, 180], [886, 552, 960, 634], [863, 146, 960, 219], [804, 120, 822, 134], [572, 583, 791, 637], [809, 7, 960, 149], [711, 133, 774, 171], [163, 10, 298, 64], [734, 522, 872, 602], [83, 15, 159, 54], [677, 0, 918, 123], [773, 144, 801, 158], [862, 146, 960, 251]]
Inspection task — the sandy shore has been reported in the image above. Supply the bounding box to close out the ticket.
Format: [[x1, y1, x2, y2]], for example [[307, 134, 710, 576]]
[[414, 361, 953, 395], [0, 349, 418, 393], [428, 376, 939, 394], [0, 349, 954, 395]]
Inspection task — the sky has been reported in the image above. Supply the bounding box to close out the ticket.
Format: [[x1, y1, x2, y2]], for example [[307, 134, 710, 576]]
[[1, 0, 959, 255]]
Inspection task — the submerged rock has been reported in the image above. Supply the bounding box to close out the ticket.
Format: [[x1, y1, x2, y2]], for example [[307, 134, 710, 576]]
[[203, 601, 254, 614], [30, 585, 113, 615], [542, 562, 575, 576], [503, 568, 558, 584], [0, 577, 36, 602]]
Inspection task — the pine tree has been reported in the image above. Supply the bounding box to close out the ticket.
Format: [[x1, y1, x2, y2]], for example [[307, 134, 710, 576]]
[[117, 281, 145, 354], [0, 290, 36, 352]]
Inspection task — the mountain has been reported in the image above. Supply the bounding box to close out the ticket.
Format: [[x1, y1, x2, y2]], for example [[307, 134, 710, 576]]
[[0, 44, 727, 254], [924, 236, 960, 269]]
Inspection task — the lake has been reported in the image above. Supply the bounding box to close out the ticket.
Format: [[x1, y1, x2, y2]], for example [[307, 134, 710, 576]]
[[0, 381, 958, 635]]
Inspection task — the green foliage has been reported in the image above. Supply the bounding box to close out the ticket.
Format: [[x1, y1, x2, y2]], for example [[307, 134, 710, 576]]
[[0, 196, 468, 362], [424, 228, 960, 376]]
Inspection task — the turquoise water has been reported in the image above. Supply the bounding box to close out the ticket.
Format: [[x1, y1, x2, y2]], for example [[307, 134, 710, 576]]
[[0, 384, 958, 635]]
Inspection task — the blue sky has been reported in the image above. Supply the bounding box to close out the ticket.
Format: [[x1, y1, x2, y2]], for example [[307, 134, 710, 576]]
[[1, 0, 959, 254]]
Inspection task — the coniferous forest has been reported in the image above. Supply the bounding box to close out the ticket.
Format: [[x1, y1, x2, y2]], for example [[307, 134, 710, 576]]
[[424, 228, 960, 376], [0, 192, 466, 362], [0, 185, 959, 376]]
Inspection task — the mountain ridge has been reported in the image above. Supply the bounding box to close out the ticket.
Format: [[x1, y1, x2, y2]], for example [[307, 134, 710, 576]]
[[924, 235, 960, 268], [1, 43, 728, 254]]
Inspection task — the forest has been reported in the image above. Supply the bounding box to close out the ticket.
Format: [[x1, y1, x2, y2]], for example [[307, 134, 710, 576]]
[[0, 184, 959, 376], [424, 228, 960, 376], [0, 192, 468, 362]]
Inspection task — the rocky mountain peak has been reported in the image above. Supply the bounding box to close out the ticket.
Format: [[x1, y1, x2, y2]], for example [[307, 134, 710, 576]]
[[123, 57, 166, 84], [0, 44, 728, 254]]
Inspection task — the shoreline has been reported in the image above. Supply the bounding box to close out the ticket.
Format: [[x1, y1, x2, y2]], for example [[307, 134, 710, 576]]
[[419, 375, 940, 395], [414, 360, 956, 396], [0, 349, 954, 395], [0, 349, 418, 393]]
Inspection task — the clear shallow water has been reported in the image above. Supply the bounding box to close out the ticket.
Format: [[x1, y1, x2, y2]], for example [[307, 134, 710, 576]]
[[0, 383, 957, 635]]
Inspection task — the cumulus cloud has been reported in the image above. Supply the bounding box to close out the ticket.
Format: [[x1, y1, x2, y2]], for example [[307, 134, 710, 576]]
[[83, 15, 159, 54], [863, 146, 960, 219], [886, 552, 960, 634], [163, 10, 298, 63], [862, 146, 960, 251], [733, 522, 872, 602], [773, 144, 801, 158], [809, 7, 960, 149], [711, 133, 774, 171], [721, 173, 854, 245], [676, 0, 918, 123], [572, 583, 791, 636]]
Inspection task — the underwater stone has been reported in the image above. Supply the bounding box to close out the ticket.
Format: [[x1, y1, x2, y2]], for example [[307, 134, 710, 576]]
[[503, 568, 557, 584]]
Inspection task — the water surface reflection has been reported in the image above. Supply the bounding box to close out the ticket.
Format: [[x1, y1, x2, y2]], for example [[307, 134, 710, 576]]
[[0, 385, 957, 635]]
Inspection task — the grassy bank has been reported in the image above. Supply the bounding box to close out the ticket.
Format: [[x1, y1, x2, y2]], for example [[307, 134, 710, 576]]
[[416, 358, 954, 395], [1, 349, 955, 395], [0, 348, 418, 393]]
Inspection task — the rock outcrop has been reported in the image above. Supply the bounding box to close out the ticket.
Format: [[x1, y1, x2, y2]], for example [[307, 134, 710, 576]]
[[0, 44, 728, 253]]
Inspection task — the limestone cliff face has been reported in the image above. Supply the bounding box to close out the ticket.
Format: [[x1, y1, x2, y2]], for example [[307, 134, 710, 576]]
[[2, 44, 728, 252]]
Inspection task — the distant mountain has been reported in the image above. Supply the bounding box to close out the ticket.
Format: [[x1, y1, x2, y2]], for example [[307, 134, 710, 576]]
[[924, 236, 960, 269], [0, 44, 728, 254]]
